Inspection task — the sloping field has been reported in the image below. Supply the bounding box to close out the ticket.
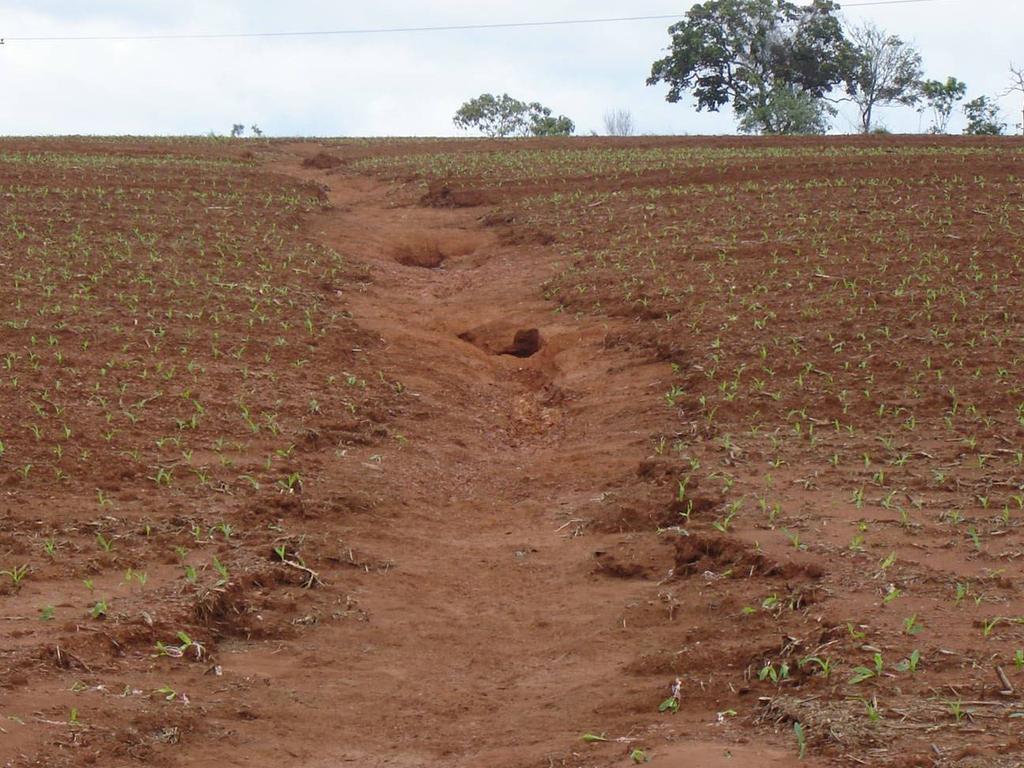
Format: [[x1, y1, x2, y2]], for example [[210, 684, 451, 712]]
[[1, 135, 1023, 767]]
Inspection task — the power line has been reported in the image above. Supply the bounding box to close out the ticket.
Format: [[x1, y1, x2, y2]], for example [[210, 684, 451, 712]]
[[3, 15, 679, 43], [0, 0, 961, 44], [845, 0, 958, 4]]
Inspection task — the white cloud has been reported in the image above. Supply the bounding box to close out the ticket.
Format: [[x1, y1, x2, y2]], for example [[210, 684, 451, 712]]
[[1, 1, 1021, 136]]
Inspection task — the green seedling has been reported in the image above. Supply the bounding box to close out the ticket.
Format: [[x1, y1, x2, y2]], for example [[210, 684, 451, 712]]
[[277, 472, 302, 493], [212, 556, 230, 585], [983, 617, 1007, 637], [659, 677, 682, 713], [794, 721, 807, 760], [758, 661, 791, 683], [658, 696, 680, 713], [864, 697, 882, 722], [2, 564, 29, 587], [902, 614, 923, 636], [848, 653, 884, 684], [155, 685, 177, 701], [882, 586, 902, 605], [664, 384, 685, 407], [156, 631, 206, 661], [783, 528, 804, 550], [895, 649, 921, 673], [946, 699, 970, 722], [799, 656, 833, 678], [954, 581, 970, 605]]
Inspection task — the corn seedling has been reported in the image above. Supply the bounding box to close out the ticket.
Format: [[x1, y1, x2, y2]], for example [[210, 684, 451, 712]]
[[902, 614, 923, 636], [2, 564, 29, 587], [895, 650, 922, 673], [945, 699, 970, 722], [848, 653, 884, 685], [794, 721, 807, 760]]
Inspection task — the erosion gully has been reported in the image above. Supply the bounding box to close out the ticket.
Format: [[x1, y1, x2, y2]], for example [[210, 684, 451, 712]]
[[189, 144, 800, 768]]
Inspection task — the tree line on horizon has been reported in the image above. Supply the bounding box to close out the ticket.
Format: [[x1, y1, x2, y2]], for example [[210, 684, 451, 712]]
[[454, 0, 1024, 138]]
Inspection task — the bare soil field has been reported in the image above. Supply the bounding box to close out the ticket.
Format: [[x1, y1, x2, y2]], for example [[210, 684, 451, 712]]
[[1, 135, 1023, 767]]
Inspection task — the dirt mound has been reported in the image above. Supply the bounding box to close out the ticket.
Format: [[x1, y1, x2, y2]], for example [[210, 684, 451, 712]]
[[479, 212, 556, 246], [498, 226, 556, 246], [674, 534, 824, 580], [593, 538, 674, 580], [302, 151, 344, 169], [421, 181, 493, 208]]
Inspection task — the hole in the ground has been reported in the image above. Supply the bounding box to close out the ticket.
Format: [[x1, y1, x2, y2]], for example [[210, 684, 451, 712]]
[[393, 240, 446, 269], [391, 232, 489, 269], [458, 327, 543, 358], [500, 328, 542, 358]]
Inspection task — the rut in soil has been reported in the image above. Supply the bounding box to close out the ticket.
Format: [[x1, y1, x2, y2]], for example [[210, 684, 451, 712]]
[[206, 146, 802, 768]]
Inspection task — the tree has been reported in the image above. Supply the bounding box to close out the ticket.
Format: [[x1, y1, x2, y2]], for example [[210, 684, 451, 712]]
[[453, 94, 528, 137], [918, 77, 967, 133], [527, 106, 575, 137], [1001, 63, 1024, 134], [963, 96, 1005, 135], [453, 93, 574, 137], [647, 0, 851, 134], [844, 21, 922, 133], [603, 109, 636, 136], [738, 83, 834, 134], [230, 123, 245, 138]]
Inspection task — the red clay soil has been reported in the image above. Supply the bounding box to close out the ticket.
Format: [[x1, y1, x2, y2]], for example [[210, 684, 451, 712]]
[[1, 136, 1023, 768]]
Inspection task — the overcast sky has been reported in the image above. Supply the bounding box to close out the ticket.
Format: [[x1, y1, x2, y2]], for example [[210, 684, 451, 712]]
[[2, 0, 1022, 137]]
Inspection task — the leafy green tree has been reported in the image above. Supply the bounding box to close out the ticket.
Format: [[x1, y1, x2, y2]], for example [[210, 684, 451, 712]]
[[738, 84, 834, 134], [919, 77, 967, 133], [453, 93, 574, 137], [527, 106, 575, 136], [453, 93, 528, 137], [845, 21, 922, 133], [647, 0, 850, 134], [963, 96, 1005, 135]]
